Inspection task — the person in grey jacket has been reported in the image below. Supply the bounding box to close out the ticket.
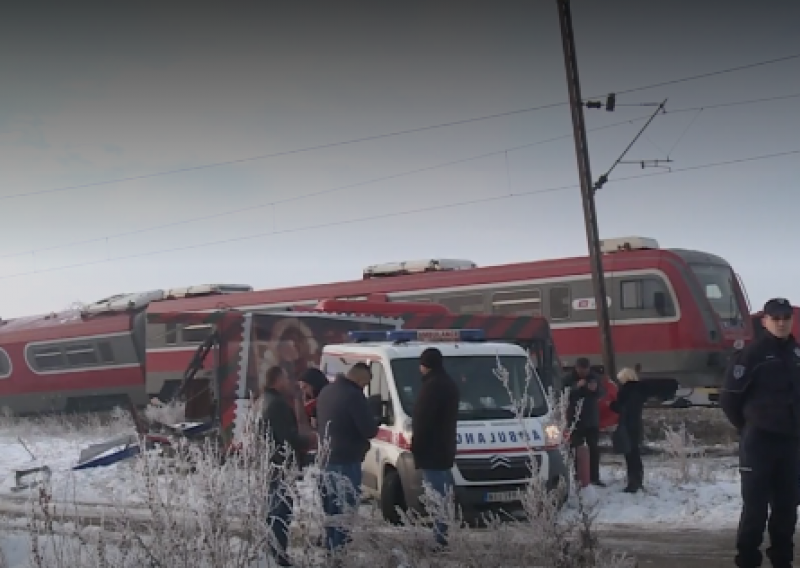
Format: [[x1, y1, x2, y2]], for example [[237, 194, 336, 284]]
[[563, 357, 606, 487], [315, 363, 378, 553]]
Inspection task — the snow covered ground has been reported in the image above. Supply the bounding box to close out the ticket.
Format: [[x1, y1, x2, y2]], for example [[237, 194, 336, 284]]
[[0, 415, 743, 531]]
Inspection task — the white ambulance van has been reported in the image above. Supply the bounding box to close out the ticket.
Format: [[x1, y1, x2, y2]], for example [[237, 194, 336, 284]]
[[319, 328, 568, 524]]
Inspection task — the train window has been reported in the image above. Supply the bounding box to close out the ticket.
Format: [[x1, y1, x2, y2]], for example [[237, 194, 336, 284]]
[[65, 343, 98, 367], [0, 348, 10, 378], [165, 323, 178, 346], [32, 347, 66, 370], [182, 324, 213, 344], [97, 341, 115, 364], [549, 286, 571, 320], [437, 294, 485, 315], [621, 278, 676, 315], [621, 281, 643, 310], [492, 289, 542, 316], [402, 296, 431, 303]]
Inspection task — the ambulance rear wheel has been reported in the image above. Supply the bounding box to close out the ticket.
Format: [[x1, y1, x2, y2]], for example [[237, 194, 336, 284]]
[[380, 468, 406, 525]]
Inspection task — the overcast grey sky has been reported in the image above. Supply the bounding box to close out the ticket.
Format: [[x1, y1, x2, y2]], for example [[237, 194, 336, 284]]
[[1, 1, 798, 318]]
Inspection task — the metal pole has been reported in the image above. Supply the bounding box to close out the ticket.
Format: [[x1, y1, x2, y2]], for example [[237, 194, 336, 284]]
[[555, 0, 617, 380]]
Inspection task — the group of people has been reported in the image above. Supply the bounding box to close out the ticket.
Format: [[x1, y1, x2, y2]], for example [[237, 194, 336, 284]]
[[567, 297, 800, 567], [563, 357, 650, 494], [258, 347, 459, 567], [251, 296, 800, 567]]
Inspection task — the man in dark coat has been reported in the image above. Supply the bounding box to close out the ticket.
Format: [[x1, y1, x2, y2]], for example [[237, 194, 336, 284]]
[[315, 363, 378, 553], [563, 357, 606, 487], [261, 365, 312, 567], [411, 347, 460, 549], [721, 298, 800, 568]]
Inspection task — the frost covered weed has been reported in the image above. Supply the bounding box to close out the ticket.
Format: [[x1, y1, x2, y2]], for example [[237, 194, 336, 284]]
[[661, 423, 714, 483], [0, 409, 134, 440], [22, 363, 634, 567], [143, 399, 187, 426]]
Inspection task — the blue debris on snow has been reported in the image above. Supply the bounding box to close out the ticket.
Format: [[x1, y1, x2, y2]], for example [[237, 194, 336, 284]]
[[73, 422, 213, 470]]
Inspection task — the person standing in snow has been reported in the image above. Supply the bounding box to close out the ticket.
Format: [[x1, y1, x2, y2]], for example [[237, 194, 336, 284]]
[[315, 363, 378, 554], [410, 347, 460, 551], [720, 298, 800, 568], [609, 367, 650, 493], [260, 365, 313, 567], [562, 358, 606, 487]]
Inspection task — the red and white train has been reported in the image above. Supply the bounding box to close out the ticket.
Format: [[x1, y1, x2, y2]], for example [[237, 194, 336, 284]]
[[0, 235, 753, 414]]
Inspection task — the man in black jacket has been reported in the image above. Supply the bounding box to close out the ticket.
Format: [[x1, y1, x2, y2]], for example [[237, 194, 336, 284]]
[[563, 357, 606, 487], [411, 347, 460, 549], [315, 363, 378, 553], [721, 298, 800, 568], [262, 365, 311, 567]]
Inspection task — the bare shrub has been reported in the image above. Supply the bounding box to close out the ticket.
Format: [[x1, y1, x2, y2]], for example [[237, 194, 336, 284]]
[[143, 399, 187, 426], [20, 359, 634, 567], [0, 410, 134, 441], [661, 422, 713, 483]]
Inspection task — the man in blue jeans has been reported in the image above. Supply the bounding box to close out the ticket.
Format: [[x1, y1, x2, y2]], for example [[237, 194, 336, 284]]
[[411, 348, 460, 549], [315, 363, 378, 553]]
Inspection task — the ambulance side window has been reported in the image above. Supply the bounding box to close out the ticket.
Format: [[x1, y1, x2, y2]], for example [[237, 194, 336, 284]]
[[369, 362, 394, 426]]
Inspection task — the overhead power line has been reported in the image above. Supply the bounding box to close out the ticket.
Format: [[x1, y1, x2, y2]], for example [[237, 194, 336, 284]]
[[3, 91, 799, 261], [0, 116, 647, 260], [592, 53, 800, 97], [1, 148, 797, 282], [0, 101, 567, 202], [2, 51, 799, 203]]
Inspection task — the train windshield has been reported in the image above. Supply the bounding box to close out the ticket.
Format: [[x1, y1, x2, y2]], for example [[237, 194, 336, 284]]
[[391, 355, 548, 421], [689, 263, 745, 327]]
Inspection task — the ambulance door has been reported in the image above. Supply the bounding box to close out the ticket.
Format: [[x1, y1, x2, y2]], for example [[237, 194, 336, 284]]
[[363, 360, 395, 494]]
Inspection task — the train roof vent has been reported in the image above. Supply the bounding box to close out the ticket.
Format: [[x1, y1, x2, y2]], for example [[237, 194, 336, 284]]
[[363, 259, 477, 279], [82, 289, 166, 316], [163, 284, 253, 299], [600, 236, 660, 254]]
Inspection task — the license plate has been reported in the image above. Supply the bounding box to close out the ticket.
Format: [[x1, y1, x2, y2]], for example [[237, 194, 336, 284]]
[[484, 491, 520, 503]]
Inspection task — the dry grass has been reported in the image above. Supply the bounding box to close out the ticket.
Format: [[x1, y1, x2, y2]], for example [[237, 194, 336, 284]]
[[642, 407, 736, 447], [659, 423, 715, 484], [0, 407, 135, 440]]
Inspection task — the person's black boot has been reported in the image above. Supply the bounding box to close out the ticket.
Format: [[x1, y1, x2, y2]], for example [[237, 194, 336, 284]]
[[623, 474, 642, 493]]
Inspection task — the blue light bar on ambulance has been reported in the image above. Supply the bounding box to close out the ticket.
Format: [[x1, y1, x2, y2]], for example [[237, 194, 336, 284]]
[[347, 330, 390, 343], [347, 328, 486, 343], [388, 329, 485, 343]]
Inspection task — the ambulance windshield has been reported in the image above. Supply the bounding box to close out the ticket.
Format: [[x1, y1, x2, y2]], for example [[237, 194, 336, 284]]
[[391, 355, 548, 420]]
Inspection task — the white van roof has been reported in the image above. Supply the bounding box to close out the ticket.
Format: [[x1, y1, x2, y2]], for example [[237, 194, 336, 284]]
[[323, 341, 526, 360]]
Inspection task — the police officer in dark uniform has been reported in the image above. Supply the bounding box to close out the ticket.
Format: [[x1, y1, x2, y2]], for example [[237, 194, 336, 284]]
[[721, 298, 800, 568]]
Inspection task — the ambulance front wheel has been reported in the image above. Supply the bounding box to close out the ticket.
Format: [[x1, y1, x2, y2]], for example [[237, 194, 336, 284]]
[[380, 468, 407, 525]]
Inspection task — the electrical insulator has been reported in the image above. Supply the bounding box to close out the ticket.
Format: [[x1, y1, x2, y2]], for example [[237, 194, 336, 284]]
[[605, 93, 616, 112]]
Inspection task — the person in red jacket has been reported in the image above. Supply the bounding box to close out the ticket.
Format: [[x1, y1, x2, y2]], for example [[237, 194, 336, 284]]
[[298, 368, 330, 430]]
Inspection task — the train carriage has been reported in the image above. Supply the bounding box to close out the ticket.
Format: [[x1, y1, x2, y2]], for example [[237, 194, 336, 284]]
[[145, 237, 752, 400], [0, 309, 145, 414], [0, 236, 753, 414]]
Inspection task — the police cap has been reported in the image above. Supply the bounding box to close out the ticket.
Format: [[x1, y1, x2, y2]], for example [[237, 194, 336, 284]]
[[763, 298, 793, 318]]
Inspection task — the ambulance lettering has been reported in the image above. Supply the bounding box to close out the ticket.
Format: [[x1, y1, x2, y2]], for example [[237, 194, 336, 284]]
[[456, 429, 541, 446]]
